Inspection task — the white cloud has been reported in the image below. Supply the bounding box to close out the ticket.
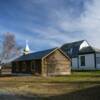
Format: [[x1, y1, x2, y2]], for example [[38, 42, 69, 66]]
[[2, 0, 100, 50], [80, 0, 100, 47], [17, 0, 100, 49], [41, 0, 100, 48]]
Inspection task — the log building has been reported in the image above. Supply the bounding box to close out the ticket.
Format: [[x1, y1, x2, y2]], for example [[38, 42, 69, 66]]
[[12, 48, 71, 76]]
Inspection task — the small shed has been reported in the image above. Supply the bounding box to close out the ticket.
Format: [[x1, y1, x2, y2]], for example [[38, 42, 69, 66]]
[[12, 48, 71, 76]]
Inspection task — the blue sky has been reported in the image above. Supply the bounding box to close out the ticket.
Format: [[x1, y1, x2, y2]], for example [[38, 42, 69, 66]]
[[0, 0, 100, 51]]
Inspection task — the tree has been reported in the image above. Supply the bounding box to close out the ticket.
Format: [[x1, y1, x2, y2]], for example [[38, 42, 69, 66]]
[[1, 32, 21, 63]]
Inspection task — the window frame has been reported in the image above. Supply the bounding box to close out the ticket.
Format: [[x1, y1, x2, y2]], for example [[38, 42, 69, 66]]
[[80, 56, 85, 66]]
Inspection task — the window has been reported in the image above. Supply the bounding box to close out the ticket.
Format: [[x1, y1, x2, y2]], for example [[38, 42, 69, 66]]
[[80, 56, 85, 66], [96, 57, 100, 64], [70, 48, 73, 54], [68, 48, 73, 54]]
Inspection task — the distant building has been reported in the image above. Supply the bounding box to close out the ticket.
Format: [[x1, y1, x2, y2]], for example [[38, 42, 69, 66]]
[[12, 48, 71, 76], [61, 40, 100, 70]]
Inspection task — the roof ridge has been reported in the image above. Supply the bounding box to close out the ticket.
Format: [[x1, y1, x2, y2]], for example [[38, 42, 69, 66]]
[[14, 47, 58, 61], [61, 40, 85, 47], [31, 47, 58, 54]]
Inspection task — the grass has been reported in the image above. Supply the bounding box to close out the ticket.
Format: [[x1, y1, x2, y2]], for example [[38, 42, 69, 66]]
[[0, 71, 99, 100]]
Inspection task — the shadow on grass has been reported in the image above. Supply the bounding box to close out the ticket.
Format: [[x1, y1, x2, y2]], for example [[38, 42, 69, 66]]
[[0, 95, 34, 100], [47, 85, 100, 100], [0, 74, 32, 77], [0, 85, 100, 100]]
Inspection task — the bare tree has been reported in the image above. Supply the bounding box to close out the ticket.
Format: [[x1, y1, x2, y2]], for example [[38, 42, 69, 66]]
[[1, 32, 21, 63]]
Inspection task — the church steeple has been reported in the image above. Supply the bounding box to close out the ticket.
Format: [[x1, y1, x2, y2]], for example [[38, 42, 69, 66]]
[[23, 40, 30, 55]]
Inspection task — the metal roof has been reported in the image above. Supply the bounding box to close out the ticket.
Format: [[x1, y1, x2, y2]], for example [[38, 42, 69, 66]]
[[79, 46, 100, 54], [61, 40, 84, 58], [14, 48, 57, 61]]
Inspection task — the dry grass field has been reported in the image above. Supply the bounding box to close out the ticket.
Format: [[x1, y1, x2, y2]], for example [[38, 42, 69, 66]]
[[0, 71, 100, 100]]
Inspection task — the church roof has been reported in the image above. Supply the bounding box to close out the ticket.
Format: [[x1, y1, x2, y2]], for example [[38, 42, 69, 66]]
[[14, 47, 70, 62], [14, 48, 57, 61], [61, 40, 84, 58]]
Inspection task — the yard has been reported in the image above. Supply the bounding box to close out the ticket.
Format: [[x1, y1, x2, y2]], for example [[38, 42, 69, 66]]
[[0, 71, 100, 100]]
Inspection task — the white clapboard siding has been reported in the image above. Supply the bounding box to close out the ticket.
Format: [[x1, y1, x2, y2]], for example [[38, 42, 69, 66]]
[[72, 58, 78, 69], [79, 54, 95, 70], [96, 53, 100, 69]]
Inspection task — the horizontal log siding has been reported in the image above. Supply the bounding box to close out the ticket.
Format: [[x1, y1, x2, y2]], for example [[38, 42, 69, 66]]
[[44, 49, 71, 76]]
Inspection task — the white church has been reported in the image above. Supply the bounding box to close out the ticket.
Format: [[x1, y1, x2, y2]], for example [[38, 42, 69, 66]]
[[61, 40, 100, 70]]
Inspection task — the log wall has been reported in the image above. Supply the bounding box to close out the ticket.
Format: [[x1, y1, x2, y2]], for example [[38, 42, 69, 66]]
[[43, 49, 71, 76]]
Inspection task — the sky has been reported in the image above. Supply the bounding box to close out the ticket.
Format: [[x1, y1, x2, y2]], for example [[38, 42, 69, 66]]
[[0, 0, 100, 52]]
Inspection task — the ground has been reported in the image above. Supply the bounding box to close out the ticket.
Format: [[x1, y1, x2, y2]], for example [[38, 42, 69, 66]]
[[0, 71, 100, 100]]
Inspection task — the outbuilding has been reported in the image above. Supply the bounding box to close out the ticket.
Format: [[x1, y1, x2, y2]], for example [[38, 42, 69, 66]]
[[12, 48, 71, 76]]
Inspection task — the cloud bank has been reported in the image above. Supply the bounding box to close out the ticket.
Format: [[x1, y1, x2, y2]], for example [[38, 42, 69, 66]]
[[0, 0, 100, 51]]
